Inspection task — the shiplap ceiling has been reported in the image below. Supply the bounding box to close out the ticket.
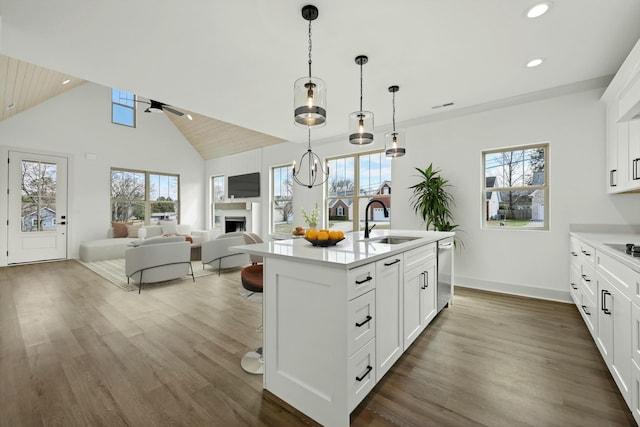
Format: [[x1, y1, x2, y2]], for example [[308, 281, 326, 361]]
[[0, 55, 284, 159], [0, 55, 85, 121], [2, 1, 640, 152]]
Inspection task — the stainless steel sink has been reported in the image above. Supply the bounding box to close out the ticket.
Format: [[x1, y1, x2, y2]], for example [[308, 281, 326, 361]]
[[366, 236, 420, 245]]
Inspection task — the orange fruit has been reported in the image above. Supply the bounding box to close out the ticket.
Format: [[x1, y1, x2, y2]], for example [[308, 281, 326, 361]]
[[306, 229, 318, 240], [320, 229, 329, 234], [317, 231, 329, 240], [336, 231, 345, 239], [328, 230, 340, 240]]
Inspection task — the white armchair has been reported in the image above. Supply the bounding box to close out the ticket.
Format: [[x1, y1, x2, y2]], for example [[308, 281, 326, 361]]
[[125, 238, 194, 293], [201, 232, 249, 275]]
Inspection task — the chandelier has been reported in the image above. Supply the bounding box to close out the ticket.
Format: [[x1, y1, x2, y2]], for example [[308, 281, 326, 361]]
[[292, 127, 329, 188], [294, 5, 327, 127], [349, 55, 374, 145]]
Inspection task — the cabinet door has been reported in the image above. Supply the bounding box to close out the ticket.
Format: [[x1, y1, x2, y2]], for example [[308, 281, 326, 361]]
[[375, 254, 403, 379], [598, 274, 632, 404], [607, 104, 620, 192], [403, 263, 422, 349], [420, 258, 437, 328]]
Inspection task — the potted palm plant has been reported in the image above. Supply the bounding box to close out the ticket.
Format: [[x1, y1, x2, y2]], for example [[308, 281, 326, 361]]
[[408, 164, 460, 235]]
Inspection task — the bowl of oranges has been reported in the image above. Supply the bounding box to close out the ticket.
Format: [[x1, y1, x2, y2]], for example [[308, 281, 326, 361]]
[[304, 228, 345, 247]]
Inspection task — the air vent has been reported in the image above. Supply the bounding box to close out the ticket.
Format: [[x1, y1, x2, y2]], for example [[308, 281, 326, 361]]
[[432, 102, 455, 110]]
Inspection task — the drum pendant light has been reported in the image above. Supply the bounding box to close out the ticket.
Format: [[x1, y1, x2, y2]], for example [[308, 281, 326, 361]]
[[294, 5, 327, 127], [349, 55, 374, 145], [385, 85, 407, 158]]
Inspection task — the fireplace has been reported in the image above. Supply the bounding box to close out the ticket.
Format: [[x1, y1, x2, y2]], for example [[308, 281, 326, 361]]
[[225, 216, 246, 233]]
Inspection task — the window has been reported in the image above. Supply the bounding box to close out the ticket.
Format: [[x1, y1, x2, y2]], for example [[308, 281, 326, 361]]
[[271, 165, 293, 233], [211, 175, 225, 229], [327, 150, 391, 233], [112, 88, 136, 127], [111, 168, 180, 224], [483, 143, 548, 229]]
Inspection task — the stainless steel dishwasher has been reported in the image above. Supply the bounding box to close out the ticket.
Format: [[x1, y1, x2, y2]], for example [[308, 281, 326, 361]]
[[437, 237, 454, 312]]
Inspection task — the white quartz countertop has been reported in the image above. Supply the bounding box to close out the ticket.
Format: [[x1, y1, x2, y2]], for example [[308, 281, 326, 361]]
[[570, 231, 640, 273], [231, 229, 454, 269]]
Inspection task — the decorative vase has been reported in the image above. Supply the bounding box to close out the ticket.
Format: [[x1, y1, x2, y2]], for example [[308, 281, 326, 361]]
[[307, 223, 317, 230]]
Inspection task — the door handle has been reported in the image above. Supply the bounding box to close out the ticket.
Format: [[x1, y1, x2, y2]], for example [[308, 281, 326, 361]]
[[384, 259, 401, 267], [602, 290, 612, 315], [421, 271, 429, 289]]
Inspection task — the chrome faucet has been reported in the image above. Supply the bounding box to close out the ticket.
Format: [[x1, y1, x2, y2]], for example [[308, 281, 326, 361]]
[[364, 200, 389, 239]]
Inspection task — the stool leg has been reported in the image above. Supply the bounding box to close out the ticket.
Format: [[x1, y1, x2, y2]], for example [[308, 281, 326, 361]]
[[241, 347, 263, 374]]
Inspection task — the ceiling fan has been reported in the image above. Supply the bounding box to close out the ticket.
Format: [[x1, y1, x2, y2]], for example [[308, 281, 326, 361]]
[[135, 98, 184, 117]]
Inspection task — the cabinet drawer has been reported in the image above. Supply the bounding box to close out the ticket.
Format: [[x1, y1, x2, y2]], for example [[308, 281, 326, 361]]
[[597, 251, 635, 301], [569, 237, 581, 261], [632, 359, 640, 426], [348, 290, 376, 357], [569, 264, 581, 306], [580, 288, 598, 338], [581, 262, 597, 299], [579, 241, 596, 268], [404, 243, 436, 271], [348, 338, 376, 412], [347, 263, 376, 301]]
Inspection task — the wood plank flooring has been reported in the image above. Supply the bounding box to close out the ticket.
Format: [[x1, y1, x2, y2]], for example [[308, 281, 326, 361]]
[[0, 261, 635, 426]]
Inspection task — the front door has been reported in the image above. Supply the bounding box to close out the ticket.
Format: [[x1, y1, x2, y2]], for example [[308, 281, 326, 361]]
[[7, 151, 68, 264]]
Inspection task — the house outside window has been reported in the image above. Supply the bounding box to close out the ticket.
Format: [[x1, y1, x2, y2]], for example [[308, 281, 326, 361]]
[[111, 168, 180, 224], [211, 175, 225, 229], [327, 150, 391, 233], [112, 88, 136, 127], [271, 165, 294, 234], [483, 143, 548, 230]]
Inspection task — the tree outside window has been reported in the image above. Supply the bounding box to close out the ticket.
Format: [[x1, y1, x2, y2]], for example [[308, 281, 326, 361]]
[[483, 143, 548, 229], [111, 168, 179, 224]]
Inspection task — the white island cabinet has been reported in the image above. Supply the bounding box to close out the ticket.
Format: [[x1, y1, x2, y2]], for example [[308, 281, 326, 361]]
[[232, 229, 454, 427]]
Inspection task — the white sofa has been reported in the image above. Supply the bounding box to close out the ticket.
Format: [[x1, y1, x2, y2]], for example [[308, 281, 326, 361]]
[[79, 224, 209, 262]]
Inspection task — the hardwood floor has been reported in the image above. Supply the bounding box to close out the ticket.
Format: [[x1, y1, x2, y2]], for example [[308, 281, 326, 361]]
[[0, 261, 635, 426]]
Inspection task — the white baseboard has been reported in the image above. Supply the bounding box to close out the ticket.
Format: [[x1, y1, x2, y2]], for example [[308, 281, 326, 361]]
[[455, 275, 572, 304]]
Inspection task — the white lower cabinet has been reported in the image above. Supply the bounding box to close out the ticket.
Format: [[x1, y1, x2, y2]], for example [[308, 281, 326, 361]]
[[262, 240, 447, 427], [403, 246, 437, 348], [570, 235, 637, 417], [375, 254, 404, 379]]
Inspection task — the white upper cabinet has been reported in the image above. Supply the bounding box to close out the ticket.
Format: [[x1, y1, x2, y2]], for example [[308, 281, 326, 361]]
[[603, 38, 640, 194]]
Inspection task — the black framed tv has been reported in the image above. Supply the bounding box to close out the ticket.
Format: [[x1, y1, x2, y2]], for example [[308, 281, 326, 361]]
[[228, 172, 260, 198]]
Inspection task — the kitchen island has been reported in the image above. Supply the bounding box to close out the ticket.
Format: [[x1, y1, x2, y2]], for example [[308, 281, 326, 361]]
[[232, 229, 454, 426]]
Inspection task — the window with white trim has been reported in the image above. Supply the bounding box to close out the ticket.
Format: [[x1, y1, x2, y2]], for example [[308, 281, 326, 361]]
[[483, 143, 548, 229], [326, 150, 391, 233], [112, 88, 136, 127], [211, 175, 225, 229], [271, 165, 294, 233]]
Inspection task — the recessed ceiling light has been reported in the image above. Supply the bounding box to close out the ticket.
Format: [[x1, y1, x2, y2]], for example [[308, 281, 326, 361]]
[[526, 2, 551, 18], [526, 58, 544, 68], [62, 79, 71, 85], [187, 114, 193, 121]]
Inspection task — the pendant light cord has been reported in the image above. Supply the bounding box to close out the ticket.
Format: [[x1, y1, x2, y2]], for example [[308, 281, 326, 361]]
[[308, 19, 313, 78], [392, 90, 396, 132], [359, 61, 364, 112]]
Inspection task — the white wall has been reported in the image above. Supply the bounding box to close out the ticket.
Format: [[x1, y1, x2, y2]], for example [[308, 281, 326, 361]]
[[207, 87, 640, 302], [0, 82, 206, 265]]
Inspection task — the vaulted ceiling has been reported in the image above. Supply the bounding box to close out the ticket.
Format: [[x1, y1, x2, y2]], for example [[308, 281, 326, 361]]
[[2, 0, 640, 157]]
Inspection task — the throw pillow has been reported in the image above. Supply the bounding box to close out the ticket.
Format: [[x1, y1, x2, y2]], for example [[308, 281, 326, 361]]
[[126, 222, 143, 238], [111, 221, 129, 238], [160, 220, 178, 235]]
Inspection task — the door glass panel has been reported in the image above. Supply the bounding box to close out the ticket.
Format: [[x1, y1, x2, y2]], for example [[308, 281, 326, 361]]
[[20, 160, 57, 232]]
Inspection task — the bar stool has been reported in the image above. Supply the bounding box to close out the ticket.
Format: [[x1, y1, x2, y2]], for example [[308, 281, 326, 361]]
[[240, 233, 264, 374]]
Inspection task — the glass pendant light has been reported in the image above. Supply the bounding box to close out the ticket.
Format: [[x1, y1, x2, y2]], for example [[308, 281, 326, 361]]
[[385, 85, 406, 158], [294, 5, 327, 127], [292, 127, 329, 188], [349, 55, 374, 145]]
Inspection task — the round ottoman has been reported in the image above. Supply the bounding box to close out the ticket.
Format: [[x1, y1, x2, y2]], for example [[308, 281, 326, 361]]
[[241, 264, 263, 293]]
